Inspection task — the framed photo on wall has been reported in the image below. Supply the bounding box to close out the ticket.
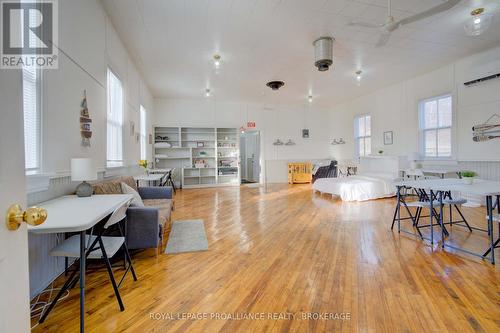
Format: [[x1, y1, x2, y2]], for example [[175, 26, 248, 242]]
[[383, 131, 393, 145], [302, 129, 310, 138]]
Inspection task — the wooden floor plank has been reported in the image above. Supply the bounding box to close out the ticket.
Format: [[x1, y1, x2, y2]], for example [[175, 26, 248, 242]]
[[32, 184, 500, 332]]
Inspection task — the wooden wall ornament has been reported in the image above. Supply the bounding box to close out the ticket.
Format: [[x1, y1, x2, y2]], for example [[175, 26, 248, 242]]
[[80, 90, 92, 147]]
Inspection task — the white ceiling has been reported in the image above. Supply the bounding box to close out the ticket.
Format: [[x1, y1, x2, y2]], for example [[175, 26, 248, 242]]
[[101, 0, 500, 108]]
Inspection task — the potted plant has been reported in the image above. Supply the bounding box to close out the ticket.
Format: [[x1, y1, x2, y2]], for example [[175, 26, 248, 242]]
[[461, 170, 477, 184]]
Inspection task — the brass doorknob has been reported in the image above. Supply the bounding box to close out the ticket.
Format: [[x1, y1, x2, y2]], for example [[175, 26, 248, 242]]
[[5, 204, 47, 231]]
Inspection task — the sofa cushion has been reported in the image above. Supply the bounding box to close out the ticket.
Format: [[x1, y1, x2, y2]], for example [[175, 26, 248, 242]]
[[121, 182, 144, 207], [92, 176, 138, 194], [143, 199, 172, 227]]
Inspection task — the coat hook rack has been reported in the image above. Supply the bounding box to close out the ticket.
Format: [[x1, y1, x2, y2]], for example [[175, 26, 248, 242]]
[[331, 138, 345, 145]]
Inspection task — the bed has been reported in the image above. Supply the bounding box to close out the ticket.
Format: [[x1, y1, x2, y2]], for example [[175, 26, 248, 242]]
[[312, 156, 406, 202]]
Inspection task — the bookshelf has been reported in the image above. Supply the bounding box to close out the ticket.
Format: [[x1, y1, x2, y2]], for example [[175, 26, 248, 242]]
[[153, 126, 240, 188]]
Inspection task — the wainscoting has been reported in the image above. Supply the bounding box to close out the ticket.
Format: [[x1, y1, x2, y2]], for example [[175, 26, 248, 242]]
[[27, 166, 140, 299]]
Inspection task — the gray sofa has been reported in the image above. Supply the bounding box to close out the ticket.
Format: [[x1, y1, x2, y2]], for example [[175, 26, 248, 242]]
[[92, 176, 173, 250]]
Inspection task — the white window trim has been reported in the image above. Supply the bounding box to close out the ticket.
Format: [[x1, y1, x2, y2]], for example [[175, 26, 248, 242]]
[[23, 66, 43, 174], [106, 68, 124, 168], [418, 93, 455, 161], [140, 105, 147, 161], [354, 114, 371, 158]]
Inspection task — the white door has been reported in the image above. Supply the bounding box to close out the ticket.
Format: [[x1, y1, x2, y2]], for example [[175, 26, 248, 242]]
[[0, 69, 31, 332]]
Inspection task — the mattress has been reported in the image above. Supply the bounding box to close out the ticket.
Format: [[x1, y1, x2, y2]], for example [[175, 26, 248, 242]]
[[312, 172, 396, 202]]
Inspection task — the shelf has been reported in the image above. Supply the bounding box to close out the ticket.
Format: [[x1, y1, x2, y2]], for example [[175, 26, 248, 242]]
[[156, 157, 190, 160], [218, 174, 238, 177], [184, 167, 215, 169], [201, 175, 216, 178]]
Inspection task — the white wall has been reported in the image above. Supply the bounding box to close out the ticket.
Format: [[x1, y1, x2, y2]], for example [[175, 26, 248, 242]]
[[153, 99, 333, 182], [41, 0, 154, 175], [29, 0, 154, 298], [330, 46, 500, 162]]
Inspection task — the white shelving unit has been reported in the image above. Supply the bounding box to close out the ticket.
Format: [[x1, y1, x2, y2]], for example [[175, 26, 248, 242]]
[[153, 126, 240, 188]]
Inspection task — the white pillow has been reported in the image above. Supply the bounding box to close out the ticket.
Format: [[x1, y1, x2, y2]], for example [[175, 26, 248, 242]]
[[121, 182, 144, 207]]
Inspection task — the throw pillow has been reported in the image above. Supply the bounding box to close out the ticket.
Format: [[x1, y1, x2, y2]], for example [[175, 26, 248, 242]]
[[121, 182, 144, 207]]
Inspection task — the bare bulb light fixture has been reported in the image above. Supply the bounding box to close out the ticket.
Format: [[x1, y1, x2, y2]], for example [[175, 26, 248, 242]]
[[355, 70, 362, 83], [464, 8, 493, 36], [308, 95, 313, 103], [213, 54, 221, 69], [205, 88, 211, 97]]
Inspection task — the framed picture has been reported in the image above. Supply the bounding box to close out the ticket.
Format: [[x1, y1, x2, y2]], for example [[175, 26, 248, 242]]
[[302, 129, 310, 138], [197, 142, 204, 147], [149, 134, 153, 144], [383, 131, 393, 145]]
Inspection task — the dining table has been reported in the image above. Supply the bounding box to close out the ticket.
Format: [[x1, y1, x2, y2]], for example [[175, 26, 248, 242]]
[[393, 178, 500, 264]]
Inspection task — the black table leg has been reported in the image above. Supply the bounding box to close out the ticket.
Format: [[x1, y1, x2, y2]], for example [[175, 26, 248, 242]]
[[80, 231, 86, 332], [430, 190, 434, 246], [483, 196, 495, 264]]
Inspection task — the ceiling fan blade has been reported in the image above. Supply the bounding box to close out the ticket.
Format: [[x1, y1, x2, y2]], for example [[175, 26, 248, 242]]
[[397, 0, 461, 26], [375, 33, 390, 48], [348, 21, 380, 29]]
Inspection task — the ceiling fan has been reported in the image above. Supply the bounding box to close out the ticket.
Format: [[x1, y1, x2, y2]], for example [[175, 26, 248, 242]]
[[348, 0, 461, 47]]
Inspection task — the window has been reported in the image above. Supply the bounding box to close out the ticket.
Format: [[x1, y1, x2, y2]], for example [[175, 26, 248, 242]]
[[107, 69, 124, 167], [23, 66, 41, 172], [354, 114, 371, 157], [22, 8, 42, 173], [419, 94, 452, 158], [140, 105, 147, 160]]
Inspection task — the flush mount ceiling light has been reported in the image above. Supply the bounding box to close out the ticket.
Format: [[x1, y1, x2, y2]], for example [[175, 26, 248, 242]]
[[205, 88, 211, 97], [266, 81, 285, 91], [213, 54, 221, 69], [464, 8, 493, 36]]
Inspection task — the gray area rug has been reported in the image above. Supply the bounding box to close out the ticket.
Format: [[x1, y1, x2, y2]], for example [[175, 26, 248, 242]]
[[165, 220, 208, 254]]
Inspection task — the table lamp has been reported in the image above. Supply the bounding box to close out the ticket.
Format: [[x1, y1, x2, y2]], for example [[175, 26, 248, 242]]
[[407, 152, 420, 170], [71, 158, 97, 197]]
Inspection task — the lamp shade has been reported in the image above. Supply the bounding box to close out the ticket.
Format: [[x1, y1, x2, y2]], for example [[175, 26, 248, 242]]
[[407, 152, 420, 161], [71, 158, 97, 181]]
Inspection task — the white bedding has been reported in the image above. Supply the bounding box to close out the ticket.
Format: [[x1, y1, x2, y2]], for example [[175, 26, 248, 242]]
[[312, 172, 396, 202]]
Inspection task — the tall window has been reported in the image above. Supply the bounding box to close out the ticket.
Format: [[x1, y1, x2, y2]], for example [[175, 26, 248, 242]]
[[354, 114, 371, 157], [23, 66, 41, 173], [23, 8, 41, 173], [107, 69, 124, 167], [419, 94, 452, 158], [140, 105, 147, 160]]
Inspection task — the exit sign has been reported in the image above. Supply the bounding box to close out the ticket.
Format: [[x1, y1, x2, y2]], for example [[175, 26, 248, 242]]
[[247, 122, 256, 128]]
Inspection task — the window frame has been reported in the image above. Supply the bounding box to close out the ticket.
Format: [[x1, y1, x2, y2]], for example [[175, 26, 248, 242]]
[[354, 114, 371, 158], [140, 105, 147, 161], [106, 67, 124, 168], [418, 93, 454, 160], [22, 66, 42, 174]]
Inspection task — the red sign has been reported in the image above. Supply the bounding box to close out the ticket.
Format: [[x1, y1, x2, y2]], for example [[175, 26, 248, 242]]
[[247, 121, 256, 128]]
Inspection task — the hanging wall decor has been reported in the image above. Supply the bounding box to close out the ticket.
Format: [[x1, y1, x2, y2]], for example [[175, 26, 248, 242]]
[[472, 114, 500, 142], [80, 90, 92, 147]]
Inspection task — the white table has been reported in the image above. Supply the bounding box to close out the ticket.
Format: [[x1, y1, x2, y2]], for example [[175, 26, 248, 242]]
[[394, 179, 500, 264], [421, 167, 462, 179], [147, 168, 171, 174], [133, 173, 164, 187], [29, 194, 133, 332]]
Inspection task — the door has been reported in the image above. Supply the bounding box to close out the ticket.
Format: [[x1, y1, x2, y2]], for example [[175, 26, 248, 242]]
[[246, 131, 260, 183], [0, 69, 31, 332]]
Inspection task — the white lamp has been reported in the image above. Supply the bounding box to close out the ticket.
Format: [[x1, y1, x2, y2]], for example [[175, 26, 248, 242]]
[[71, 158, 97, 197], [407, 152, 420, 170]]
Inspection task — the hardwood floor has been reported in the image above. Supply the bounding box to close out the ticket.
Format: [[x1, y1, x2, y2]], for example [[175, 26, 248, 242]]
[[33, 184, 500, 332]]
